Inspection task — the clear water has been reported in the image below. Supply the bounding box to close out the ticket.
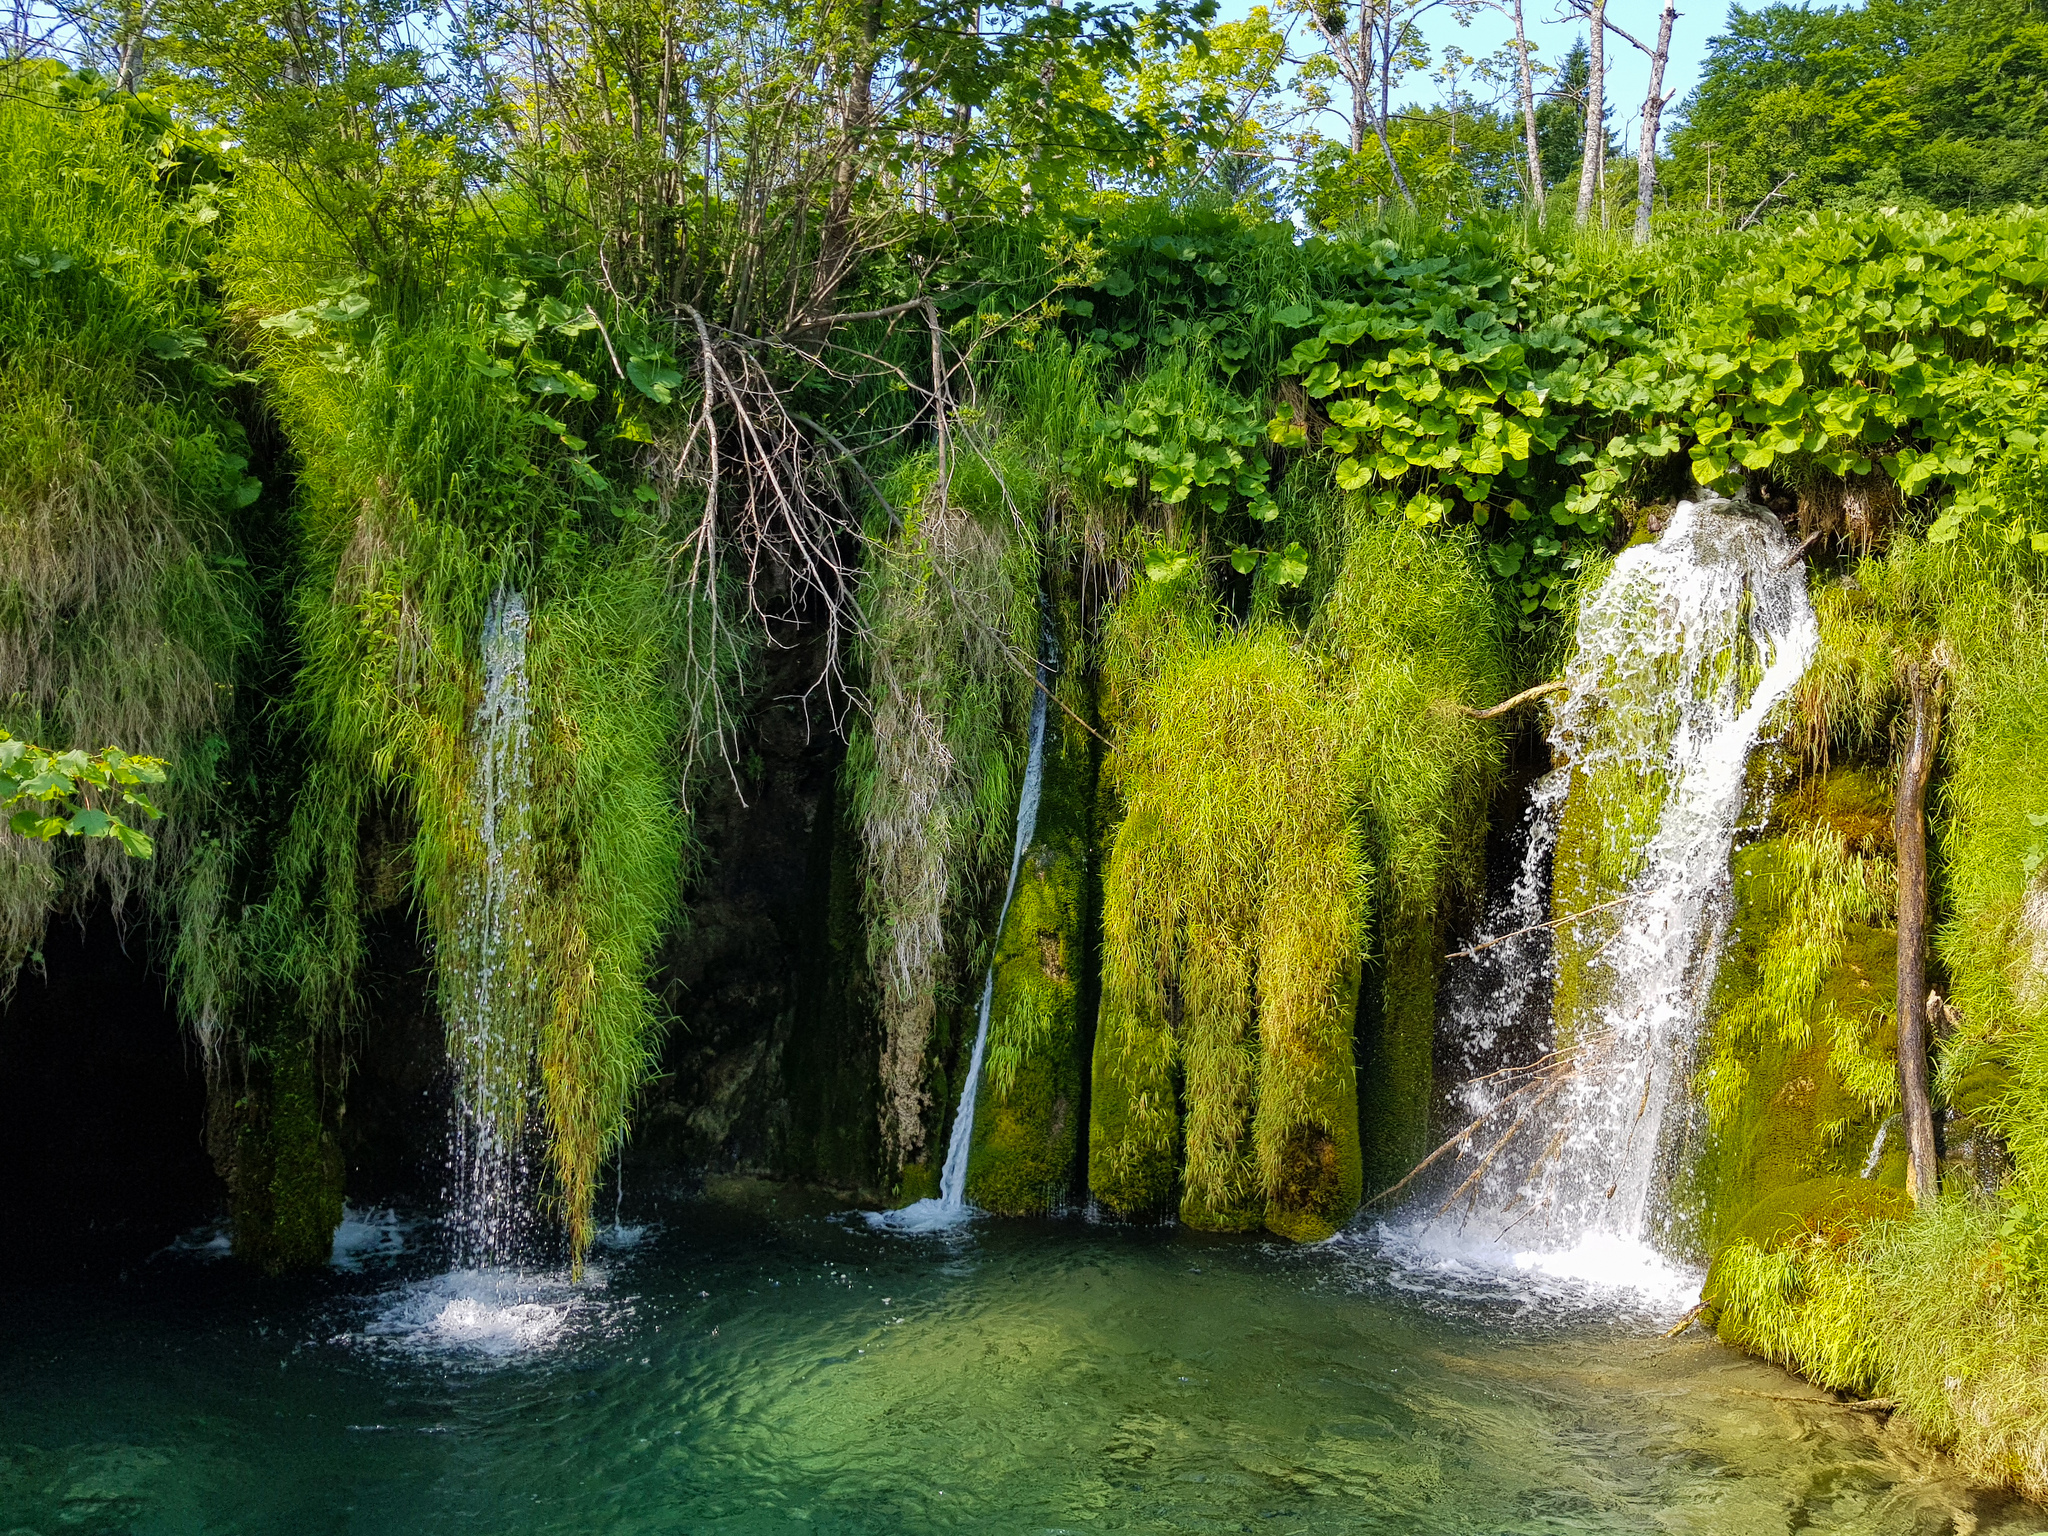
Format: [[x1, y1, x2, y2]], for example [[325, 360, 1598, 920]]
[[5, 1191, 2040, 1535]]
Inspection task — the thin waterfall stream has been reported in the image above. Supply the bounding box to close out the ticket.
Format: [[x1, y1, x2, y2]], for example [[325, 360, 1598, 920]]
[[445, 585, 540, 1270], [1408, 497, 1819, 1289], [873, 621, 1053, 1231]]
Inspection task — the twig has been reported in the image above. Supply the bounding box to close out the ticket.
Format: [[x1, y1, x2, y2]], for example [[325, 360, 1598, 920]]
[[1738, 173, 1797, 231], [1729, 1388, 1897, 1412], [1446, 894, 1631, 960], [1778, 529, 1823, 569], [1455, 679, 1569, 720]]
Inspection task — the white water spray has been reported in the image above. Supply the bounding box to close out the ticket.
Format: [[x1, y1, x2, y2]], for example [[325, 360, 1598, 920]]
[[1411, 498, 1816, 1295], [445, 586, 540, 1267], [873, 628, 1053, 1232]]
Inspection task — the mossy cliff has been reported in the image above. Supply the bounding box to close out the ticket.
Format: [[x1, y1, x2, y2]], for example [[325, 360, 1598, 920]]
[[1088, 511, 1504, 1239], [1691, 539, 2048, 1502], [966, 597, 1095, 1216], [1681, 766, 1903, 1247]]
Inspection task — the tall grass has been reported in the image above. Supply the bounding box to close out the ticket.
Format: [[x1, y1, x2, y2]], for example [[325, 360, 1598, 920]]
[[0, 76, 257, 988]]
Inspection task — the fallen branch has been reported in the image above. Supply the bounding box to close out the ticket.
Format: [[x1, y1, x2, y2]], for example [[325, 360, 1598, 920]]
[[1778, 529, 1824, 569], [1730, 1388, 1897, 1413], [1456, 679, 1569, 720], [1446, 894, 1631, 960], [1662, 1302, 1706, 1338]]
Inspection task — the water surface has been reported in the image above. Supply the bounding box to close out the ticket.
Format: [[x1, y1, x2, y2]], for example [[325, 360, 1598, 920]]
[[3, 1189, 2036, 1535]]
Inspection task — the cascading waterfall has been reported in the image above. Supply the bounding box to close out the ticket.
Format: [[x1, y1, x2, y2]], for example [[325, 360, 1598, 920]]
[[874, 623, 1052, 1231], [1423, 498, 1817, 1281], [445, 586, 540, 1268]]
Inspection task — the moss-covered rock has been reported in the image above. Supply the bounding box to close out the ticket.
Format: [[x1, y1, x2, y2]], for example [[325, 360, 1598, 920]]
[[894, 1161, 940, 1205], [1356, 893, 1442, 1197], [1682, 765, 1901, 1251], [967, 663, 1094, 1215], [208, 1031, 345, 1274], [1264, 943, 1364, 1243]]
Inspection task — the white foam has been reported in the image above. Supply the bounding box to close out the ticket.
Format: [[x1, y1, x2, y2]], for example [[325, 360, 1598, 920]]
[[596, 1220, 648, 1250], [330, 1206, 409, 1271], [864, 1197, 976, 1234], [157, 1223, 233, 1260], [1368, 1218, 1701, 1315], [358, 1267, 600, 1359]]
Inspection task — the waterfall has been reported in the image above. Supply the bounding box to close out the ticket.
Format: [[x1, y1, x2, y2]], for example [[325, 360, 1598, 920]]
[[1421, 498, 1817, 1283], [445, 586, 539, 1268], [873, 624, 1053, 1231]]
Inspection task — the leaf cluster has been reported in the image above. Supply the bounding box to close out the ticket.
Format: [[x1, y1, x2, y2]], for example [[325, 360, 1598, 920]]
[[0, 733, 168, 858]]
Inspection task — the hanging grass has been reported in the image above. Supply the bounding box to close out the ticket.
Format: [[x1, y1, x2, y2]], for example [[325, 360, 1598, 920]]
[[212, 176, 719, 1271], [1091, 505, 1505, 1237], [0, 79, 257, 987], [845, 436, 1041, 1171]]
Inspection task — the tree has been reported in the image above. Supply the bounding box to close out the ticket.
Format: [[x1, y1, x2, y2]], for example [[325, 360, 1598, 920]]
[[1598, 0, 1678, 242], [1535, 37, 1593, 189], [1666, 0, 2048, 217], [1571, 0, 1604, 226], [1290, 0, 1439, 211], [0, 733, 167, 859], [1506, 0, 1544, 220]]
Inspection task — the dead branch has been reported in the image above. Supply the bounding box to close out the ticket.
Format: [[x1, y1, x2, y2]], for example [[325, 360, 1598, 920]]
[[1454, 679, 1569, 720], [1446, 894, 1631, 960], [1662, 1302, 1706, 1337], [1738, 173, 1798, 231], [1778, 529, 1824, 569]]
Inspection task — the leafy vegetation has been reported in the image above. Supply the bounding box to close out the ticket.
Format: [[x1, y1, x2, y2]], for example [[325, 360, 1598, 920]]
[[1, 735, 167, 858], [14, 23, 2048, 1505]]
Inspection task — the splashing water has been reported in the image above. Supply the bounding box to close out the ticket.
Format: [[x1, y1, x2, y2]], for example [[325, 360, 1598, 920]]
[[872, 625, 1053, 1233], [445, 586, 540, 1268], [1409, 498, 1817, 1294]]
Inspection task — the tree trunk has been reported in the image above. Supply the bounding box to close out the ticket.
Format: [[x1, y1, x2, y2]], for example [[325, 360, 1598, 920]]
[[1894, 660, 1944, 1205], [1374, 3, 1416, 210], [1511, 0, 1544, 223], [1632, 0, 1676, 243], [1574, 0, 1605, 228], [811, 0, 880, 324]]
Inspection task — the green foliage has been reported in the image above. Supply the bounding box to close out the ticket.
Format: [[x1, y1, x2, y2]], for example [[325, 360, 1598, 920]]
[[1670, 0, 2048, 219], [0, 73, 259, 991], [1094, 351, 1277, 523], [1671, 211, 2048, 549], [1090, 505, 1504, 1235], [0, 734, 167, 857]]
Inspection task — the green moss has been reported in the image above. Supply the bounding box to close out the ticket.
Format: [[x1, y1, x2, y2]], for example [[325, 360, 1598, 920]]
[[895, 1161, 940, 1205], [1356, 895, 1442, 1196], [210, 1030, 346, 1274], [1087, 510, 1503, 1239], [967, 668, 1093, 1214], [1684, 766, 1899, 1251]]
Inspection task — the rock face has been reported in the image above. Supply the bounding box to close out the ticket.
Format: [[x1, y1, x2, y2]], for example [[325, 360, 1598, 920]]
[[629, 633, 887, 1200]]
